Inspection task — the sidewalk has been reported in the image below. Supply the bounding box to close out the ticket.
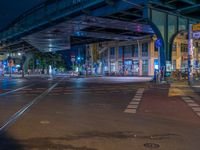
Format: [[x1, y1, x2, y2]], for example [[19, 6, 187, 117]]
[[2, 74, 54, 79], [169, 80, 200, 102]]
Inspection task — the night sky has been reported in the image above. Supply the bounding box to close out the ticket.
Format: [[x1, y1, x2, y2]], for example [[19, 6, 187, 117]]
[[0, 0, 46, 30]]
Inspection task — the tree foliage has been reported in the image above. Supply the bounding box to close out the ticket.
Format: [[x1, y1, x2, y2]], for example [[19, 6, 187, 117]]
[[29, 52, 66, 70]]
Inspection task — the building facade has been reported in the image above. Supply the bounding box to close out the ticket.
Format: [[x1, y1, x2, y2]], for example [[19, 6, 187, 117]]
[[172, 32, 200, 72], [87, 37, 159, 76]]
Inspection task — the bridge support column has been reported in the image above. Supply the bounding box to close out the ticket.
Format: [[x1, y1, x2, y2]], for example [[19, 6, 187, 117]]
[[146, 8, 196, 73]]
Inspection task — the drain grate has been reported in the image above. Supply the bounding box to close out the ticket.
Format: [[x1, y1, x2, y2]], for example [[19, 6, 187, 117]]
[[144, 143, 160, 149]]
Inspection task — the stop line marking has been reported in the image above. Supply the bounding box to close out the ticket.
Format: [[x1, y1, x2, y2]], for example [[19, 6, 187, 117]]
[[124, 88, 144, 114]]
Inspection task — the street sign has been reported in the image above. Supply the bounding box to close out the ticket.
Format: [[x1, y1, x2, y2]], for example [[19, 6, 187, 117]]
[[192, 24, 200, 31], [192, 32, 200, 39], [155, 39, 162, 48]]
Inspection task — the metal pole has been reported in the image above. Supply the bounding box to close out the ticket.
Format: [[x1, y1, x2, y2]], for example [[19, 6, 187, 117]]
[[122, 46, 125, 76], [188, 24, 194, 85], [158, 47, 161, 70], [9, 66, 12, 78], [22, 64, 24, 78]]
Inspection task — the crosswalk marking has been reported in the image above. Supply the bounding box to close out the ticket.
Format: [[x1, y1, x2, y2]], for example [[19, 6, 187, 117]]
[[182, 96, 200, 118], [188, 103, 199, 107], [182, 97, 191, 100], [192, 107, 200, 112], [127, 105, 138, 109], [132, 98, 141, 101], [135, 93, 142, 96], [124, 88, 145, 114], [129, 101, 139, 105], [183, 99, 195, 103], [124, 109, 136, 113]]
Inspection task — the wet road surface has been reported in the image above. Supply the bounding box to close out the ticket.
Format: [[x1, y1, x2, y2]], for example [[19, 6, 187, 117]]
[[0, 76, 200, 150]]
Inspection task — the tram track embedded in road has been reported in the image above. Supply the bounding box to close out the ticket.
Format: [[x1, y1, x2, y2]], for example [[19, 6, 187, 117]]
[[0, 77, 66, 134], [0, 84, 35, 97]]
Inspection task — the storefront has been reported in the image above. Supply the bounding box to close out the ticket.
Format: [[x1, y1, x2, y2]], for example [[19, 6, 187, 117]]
[[132, 60, 139, 75], [89, 39, 155, 76], [142, 60, 148, 75], [124, 59, 132, 76]]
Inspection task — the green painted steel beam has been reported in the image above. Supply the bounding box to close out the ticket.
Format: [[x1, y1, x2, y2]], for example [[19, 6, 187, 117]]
[[164, 0, 196, 5], [178, 4, 200, 14], [0, 0, 105, 42]]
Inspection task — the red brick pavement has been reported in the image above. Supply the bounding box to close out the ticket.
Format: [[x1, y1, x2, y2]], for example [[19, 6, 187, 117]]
[[137, 85, 200, 124]]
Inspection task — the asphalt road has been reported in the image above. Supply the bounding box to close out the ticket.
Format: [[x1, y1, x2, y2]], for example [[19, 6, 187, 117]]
[[0, 76, 200, 150]]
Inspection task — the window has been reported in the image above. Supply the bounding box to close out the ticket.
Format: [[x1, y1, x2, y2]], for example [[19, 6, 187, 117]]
[[110, 47, 115, 59], [133, 60, 139, 75], [124, 45, 132, 58], [118, 46, 123, 59], [142, 60, 148, 75], [118, 61, 123, 75], [132, 45, 138, 57], [181, 43, 187, 53], [196, 42, 200, 54], [124, 60, 133, 76], [172, 60, 176, 70], [172, 42, 177, 51], [142, 43, 149, 57], [198, 48, 200, 54], [110, 47, 115, 55], [179, 17, 187, 31], [110, 62, 116, 73], [181, 60, 188, 69]]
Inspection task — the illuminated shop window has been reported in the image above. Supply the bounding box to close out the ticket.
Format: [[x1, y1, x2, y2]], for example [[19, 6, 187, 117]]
[[124, 45, 132, 58], [181, 43, 188, 53], [133, 60, 139, 75], [142, 60, 148, 75], [142, 43, 149, 57], [110, 47, 115, 59], [118, 46, 123, 59], [132, 45, 138, 57]]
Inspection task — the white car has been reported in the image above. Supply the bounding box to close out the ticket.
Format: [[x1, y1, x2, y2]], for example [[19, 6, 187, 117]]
[[70, 71, 79, 77]]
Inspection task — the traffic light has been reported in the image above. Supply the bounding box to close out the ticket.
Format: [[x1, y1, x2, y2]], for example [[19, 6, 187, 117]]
[[77, 57, 81, 60]]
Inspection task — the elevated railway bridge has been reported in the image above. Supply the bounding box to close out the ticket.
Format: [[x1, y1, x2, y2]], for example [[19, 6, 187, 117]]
[[0, 0, 200, 68]]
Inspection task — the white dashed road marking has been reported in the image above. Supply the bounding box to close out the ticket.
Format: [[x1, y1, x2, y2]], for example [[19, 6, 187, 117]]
[[124, 109, 136, 113], [129, 101, 139, 105], [183, 99, 195, 103], [124, 88, 145, 114], [182, 96, 200, 118]]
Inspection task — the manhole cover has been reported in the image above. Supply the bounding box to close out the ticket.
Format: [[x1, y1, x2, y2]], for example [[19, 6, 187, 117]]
[[144, 143, 160, 149]]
